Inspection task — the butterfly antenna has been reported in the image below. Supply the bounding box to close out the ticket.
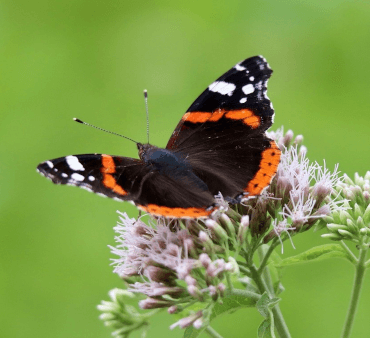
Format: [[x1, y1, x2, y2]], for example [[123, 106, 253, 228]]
[[144, 89, 149, 144], [73, 118, 139, 144]]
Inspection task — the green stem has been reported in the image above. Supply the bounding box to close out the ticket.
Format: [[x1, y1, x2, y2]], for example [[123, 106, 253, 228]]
[[249, 265, 291, 338], [227, 288, 261, 302], [258, 239, 279, 274], [257, 246, 276, 295], [340, 241, 358, 264], [341, 247, 368, 338], [226, 272, 234, 291], [205, 326, 224, 338]]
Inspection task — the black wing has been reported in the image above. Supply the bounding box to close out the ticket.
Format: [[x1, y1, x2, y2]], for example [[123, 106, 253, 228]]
[[133, 169, 216, 218], [166, 56, 280, 201], [37, 153, 217, 218], [167, 56, 274, 150], [37, 154, 151, 201]]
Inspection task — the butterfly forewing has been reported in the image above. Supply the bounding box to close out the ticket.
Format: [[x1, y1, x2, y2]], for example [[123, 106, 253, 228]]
[[37, 154, 148, 201]]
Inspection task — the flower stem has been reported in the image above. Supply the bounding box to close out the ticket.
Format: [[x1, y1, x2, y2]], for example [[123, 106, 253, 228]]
[[258, 239, 279, 274], [227, 288, 261, 301], [249, 265, 291, 338], [257, 245, 276, 295], [340, 241, 358, 264], [205, 326, 224, 338], [341, 247, 368, 338]]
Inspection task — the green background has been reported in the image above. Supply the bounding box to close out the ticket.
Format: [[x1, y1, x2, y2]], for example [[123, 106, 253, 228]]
[[1, 0, 370, 337]]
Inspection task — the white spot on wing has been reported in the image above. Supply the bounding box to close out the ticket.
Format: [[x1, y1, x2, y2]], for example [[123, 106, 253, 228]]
[[46, 161, 54, 168], [240, 97, 247, 103], [209, 81, 236, 96], [88, 176, 95, 181], [61, 173, 68, 178], [66, 156, 85, 171], [80, 185, 93, 192], [249, 76, 255, 81], [242, 84, 255, 95], [71, 173, 85, 181], [234, 63, 246, 71]]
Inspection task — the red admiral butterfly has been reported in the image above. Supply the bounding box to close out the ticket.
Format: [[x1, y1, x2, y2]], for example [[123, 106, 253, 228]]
[[37, 56, 281, 218]]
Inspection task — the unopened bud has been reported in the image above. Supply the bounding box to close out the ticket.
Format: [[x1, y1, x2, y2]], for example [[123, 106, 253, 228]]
[[185, 275, 197, 286], [298, 145, 307, 158], [208, 285, 217, 296], [363, 204, 370, 222], [294, 134, 304, 145], [217, 283, 226, 297], [139, 297, 174, 309], [354, 173, 364, 185], [168, 306, 178, 314], [199, 253, 212, 268], [144, 266, 175, 284], [337, 229, 355, 239], [282, 129, 294, 147], [193, 318, 204, 329], [360, 227, 370, 236], [321, 233, 343, 241], [199, 231, 214, 251], [187, 285, 203, 301], [220, 214, 236, 237], [238, 215, 249, 243], [354, 204, 363, 219], [364, 191, 370, 202], [205, 219, 228, 242], [357, 216, 365, 229]]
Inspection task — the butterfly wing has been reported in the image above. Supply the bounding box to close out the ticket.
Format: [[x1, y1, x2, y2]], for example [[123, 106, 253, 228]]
[[134, 170, 216, 218], [37, 153, 216, 217], [166, 55, 280, 200], [37, 154, 151, 201]]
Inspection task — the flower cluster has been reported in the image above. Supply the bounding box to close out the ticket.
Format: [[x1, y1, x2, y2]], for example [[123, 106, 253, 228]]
[[97, 288, 154, 337], [99, 128, 347, 336], [322, 171, 370, 244]]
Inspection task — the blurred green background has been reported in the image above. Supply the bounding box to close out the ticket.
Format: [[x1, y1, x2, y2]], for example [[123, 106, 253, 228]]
[[1, 0, 370, 337]]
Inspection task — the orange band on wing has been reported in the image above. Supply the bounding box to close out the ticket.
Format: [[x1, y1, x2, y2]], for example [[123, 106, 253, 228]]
[[182, 109, 260, 128], [101, 155, 128, 196], [182, 112, 212, 123], [137, 204, 215, 218], [225, 109, 261, 129], [101, 154, 116, 173], [244, 141, 281, 196]]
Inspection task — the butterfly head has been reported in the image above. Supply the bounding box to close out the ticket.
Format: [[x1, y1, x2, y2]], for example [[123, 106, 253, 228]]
[[137, 143, 157, 161]]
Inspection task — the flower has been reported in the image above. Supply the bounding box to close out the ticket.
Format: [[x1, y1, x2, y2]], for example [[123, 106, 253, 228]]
[[323, 171, 370, 243]]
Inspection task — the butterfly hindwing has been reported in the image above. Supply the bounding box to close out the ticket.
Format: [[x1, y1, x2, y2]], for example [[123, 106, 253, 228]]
[[134, 170, 216, 218]]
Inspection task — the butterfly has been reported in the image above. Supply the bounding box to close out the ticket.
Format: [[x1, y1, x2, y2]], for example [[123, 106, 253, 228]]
[[37, 55, 281, 218]]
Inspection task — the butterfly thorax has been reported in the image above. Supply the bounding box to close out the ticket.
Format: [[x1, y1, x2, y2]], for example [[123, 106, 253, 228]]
[[138, 143, 189, 172], [137, 143, 209, 191]]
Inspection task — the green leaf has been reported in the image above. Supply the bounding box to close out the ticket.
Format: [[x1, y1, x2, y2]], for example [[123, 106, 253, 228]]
[[183, 290, 259, 337], [183, 326, 205, 338], [257, 293, 270, 318], [275, 244, 355, 268], [256, 293, 281, 318], [258, 319, 272, 338], [258, 317, 276, 338]]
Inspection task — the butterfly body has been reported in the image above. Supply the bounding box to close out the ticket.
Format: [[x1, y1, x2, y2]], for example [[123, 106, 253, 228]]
[[37, 56, 281, 218]]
